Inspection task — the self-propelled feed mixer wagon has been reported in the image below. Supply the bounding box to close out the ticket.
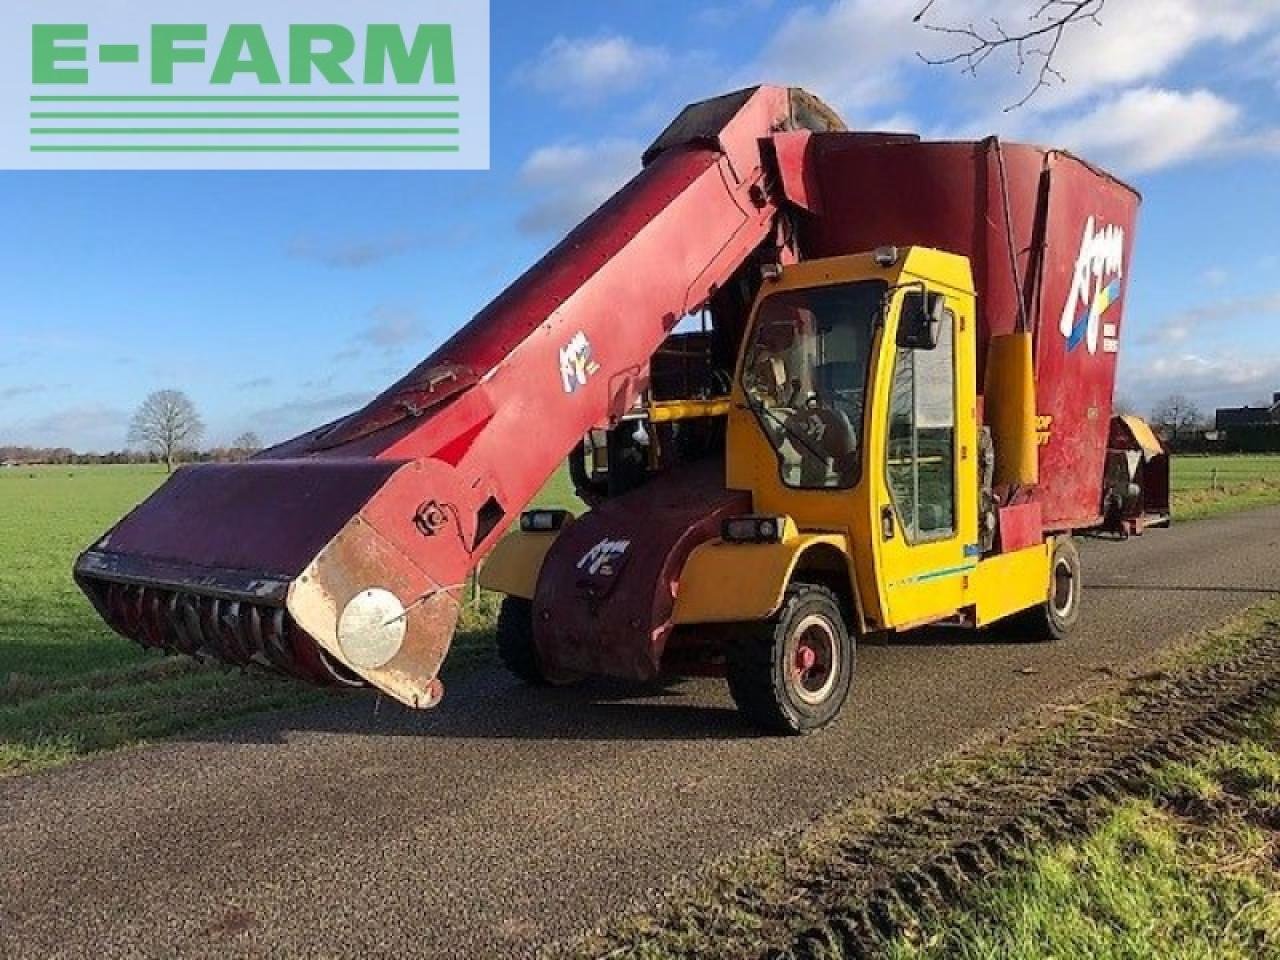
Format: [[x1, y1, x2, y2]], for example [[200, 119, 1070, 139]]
[[76, 86, 1169, 734]]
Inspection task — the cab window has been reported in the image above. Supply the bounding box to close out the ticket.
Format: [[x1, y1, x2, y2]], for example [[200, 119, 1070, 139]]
[[741, 280, 884, 490], [886, 302, 957, 541]]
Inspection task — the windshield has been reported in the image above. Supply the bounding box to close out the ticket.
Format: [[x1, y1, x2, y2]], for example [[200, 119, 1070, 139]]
[[741, 280, 885, 489]]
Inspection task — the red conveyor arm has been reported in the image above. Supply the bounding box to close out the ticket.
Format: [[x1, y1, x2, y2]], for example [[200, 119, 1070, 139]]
[[74, 86, 844, 708]]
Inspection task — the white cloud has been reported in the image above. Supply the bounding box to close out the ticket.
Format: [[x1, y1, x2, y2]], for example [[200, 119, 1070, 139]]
[[1140, 292, 1280, 345], [1031, 0, 1280, 109], [1, 404, 130, 452], [1202, 267, 1230, 288], [1047, 87, 1240, 173], [745, 1, 923, 111], [249, 392, 376, 445], [742, 0, 1280, 117], [361, 305, 421, 350], [1124, 289, 1280, 408], [517, 35, 669, 104], [1230, 128, 1280, 154], [696, 0, 774, 29], [288, 231, 429, 269], [1123, 350, 1280, 410], [517, 139, 641, 235], [912, 0, 1280, 111]]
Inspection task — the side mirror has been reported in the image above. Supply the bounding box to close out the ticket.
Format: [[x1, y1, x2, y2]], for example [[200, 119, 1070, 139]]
[[897, 291, 945, 350]]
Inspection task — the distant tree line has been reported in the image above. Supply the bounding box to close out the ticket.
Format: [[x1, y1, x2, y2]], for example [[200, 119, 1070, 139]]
[[0, 445, 155, 466], [1148, 393, 1280, 454], [0, 439, 264, 467], [2, 390, 264, 467]]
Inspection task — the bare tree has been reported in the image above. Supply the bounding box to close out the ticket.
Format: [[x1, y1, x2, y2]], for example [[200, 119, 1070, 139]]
[[1150, 394, 1203, 444], [227, 431, 262, 462], [128, 390, 205, 472], [232, 431, 261, 453], [915, 0, 1107, 109]]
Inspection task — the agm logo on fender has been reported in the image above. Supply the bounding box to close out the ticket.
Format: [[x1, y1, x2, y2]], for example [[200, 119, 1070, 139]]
[[1060, 216, 1125, 356], [577, 538, 630, 576]]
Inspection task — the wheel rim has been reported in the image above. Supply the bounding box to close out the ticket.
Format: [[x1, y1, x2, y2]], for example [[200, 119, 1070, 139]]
[[788, 613, 840, 705], [1051, 556, 1076, 617]]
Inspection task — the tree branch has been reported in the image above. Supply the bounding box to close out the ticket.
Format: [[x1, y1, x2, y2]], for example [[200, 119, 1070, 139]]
[[915, 0, 1107, 110]]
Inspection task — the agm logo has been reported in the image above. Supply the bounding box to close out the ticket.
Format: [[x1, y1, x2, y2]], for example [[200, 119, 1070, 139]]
[[559, 331, 600, 394], [577, 538, 630, 577], [1060, 216, 1125, 357]]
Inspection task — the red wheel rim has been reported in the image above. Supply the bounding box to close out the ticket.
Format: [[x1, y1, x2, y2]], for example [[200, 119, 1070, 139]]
[[788, 613, 839, 705]]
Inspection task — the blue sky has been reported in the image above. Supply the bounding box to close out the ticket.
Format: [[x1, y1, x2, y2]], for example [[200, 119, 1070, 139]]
[[2, 0, 1279, 451]]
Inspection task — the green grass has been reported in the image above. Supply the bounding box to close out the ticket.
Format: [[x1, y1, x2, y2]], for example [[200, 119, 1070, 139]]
[[0, 452, 1271, 777], [0, 464, 329, 773], [0, 462, 582, 776], [885, 708, 1280, 960], [0, 464, 168, 679], [562, 599, 1280, 960], [1170, 454, 1280, 521]]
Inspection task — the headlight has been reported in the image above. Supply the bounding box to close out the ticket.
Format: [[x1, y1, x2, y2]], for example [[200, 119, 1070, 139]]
[[520, 509, 571, 533], [722, 515, 787, 544]]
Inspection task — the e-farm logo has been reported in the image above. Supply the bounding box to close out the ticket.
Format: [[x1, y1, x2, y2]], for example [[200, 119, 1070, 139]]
[[0, 1, 489, 170]]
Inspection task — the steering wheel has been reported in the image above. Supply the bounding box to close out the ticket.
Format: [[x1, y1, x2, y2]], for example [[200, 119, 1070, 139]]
[[785, 398, 858, 483]]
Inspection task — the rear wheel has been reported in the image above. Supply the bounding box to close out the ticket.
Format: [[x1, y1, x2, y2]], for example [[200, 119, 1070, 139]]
[[495, 596, 581, 686], [1024, 536, 1082, 641], [726, 584, 855, 735]]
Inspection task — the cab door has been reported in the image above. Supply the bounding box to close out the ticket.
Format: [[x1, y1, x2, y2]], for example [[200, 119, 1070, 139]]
[[876, 289, 978, 627]]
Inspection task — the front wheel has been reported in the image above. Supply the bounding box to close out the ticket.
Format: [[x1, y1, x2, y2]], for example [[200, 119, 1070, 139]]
[[726, 584, 856, 735], [495, 597, 582, 687]]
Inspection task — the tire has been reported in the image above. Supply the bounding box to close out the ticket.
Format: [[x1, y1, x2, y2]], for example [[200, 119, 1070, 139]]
[[496, 597, 549, 685], [726, 584, 856, 735], [1025, 536, 1083, 641], [495, 597, 581, 686]]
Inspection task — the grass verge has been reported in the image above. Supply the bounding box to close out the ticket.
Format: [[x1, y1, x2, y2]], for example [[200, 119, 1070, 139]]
[[0, 602, 501, 777], [557, 598, 1280, 960], [885, 712, 1280, 959], [1172, 478, 1280, 522]]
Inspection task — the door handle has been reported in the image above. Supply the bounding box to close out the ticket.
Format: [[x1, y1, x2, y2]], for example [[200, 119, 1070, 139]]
[[881, 505, 896, 541]]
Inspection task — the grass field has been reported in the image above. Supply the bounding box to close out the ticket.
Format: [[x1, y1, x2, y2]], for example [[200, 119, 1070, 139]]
[[885, 708, 1280, 960], [1171, 454, 1280, 520], [563, 599, 1280, 960], [0, 454, 1274, 776], [0, 463, 581, 775]]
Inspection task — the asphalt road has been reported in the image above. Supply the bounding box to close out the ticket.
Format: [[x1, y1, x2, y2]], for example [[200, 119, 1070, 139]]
[[4, 507, 1280, 959]]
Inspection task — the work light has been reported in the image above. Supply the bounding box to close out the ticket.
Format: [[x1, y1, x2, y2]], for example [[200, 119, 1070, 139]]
[[722, 515, 787, 544], [520, 509, 571, 533]]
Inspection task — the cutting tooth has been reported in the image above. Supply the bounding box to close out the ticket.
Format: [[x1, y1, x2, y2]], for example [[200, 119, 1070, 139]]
[[105, 583, 130, 635], [138, 588, 163, 649], [202, 597, 227, 662], [263, 607, 296, 674], [219, 600, 252, 665], [245, 604, 275, 669], [166, 592, 189, 655], [181, 594, 210, 659]]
